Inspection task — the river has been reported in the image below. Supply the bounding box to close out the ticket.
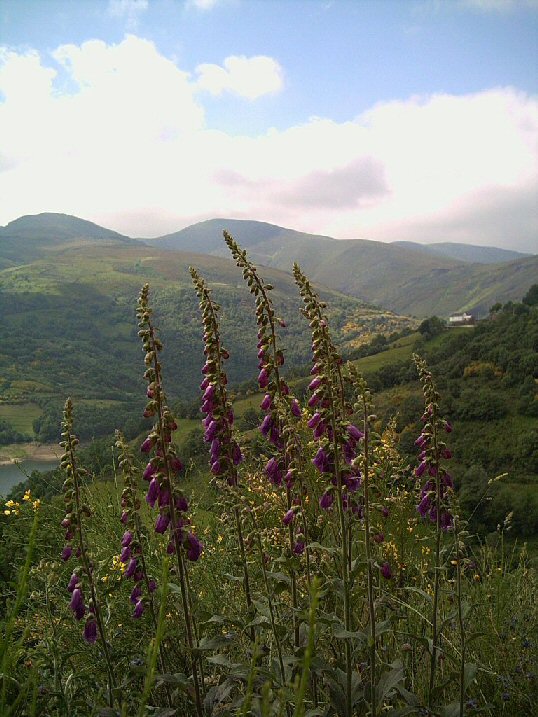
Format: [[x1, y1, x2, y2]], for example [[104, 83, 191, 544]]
[[0, 458, 58, 497]]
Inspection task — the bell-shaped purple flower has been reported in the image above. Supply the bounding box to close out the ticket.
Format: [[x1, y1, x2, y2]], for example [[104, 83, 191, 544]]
[[143, 462, 156, 481], [83, 617, 97, 643], [293, 539, 305, 555], [283, 509, 295, 526], [130, 583, 143, 604], [291, 399, 301, 418], [381, 562, 392, 580], [258, 367, 269, 388], [155, 512, 170, 534], [186, 533, 203, 561], [347, 425, 364, 441], [121, 531, 133, 548], [261, 394, 272, 410], [415, 461, 427, 478], [309, 376, 322, 391], [133, 599, 144, 619], [319, 490, 334, 510], [61, 545, 73, 561], [70, 587, 85, 621], [120, 546, 131, 563], [125, 558, 138, 578], [307, 412, 322, 429], [146, 477, 159, 508], [313, 447, 329, 473], [140, 436, 154, 454], [67, 573, 79, 593], [260, 414, 272, 436]]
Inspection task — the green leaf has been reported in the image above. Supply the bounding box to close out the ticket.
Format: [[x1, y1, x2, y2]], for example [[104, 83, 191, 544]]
[[196, 634, 235, 651], [463, 662, 478, 691], [376, 661, 404, 707]]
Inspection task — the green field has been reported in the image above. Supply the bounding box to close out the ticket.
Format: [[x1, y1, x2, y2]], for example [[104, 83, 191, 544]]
[[0, 402, 41, 435]]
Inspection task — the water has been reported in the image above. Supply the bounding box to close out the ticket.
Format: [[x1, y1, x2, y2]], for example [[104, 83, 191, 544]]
[[0, 459, 58, 497]]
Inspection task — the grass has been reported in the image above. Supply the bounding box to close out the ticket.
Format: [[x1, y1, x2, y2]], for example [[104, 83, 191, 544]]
[[0, 403, 42, 435]]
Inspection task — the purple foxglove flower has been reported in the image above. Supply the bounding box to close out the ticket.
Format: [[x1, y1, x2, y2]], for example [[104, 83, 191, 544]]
[[314, 421, 327, 440], [148, 579, 157, 592], [308, 392, 321, 408], [343, 440, 355, 463], [143, 462, 156, 481], [284, 469, 295, 486], [265, 457, 280, 483], [313, 447, 329, 473], [309, 376, 322, 391], [415, 434, 427, 447], [200, 376, 210, 390], [440, 511, 454, 531], [210, 438, 220, 461], [373, 533, 385, 544], [125, 558, 138, 578], [121, 511, 129, 524], [257, 348, 266, 360], [166, 541, 176, 555], [260, 414, 273, 436], [155, 513, 170, 534], [319, 491, 334, 510], [307, 412, 322, 429], [140, 436, 154, 453], [170, 456, 183, 473], [442, 448, 452, 460], [130, 583, 143, 604], [83, 617, 97, 643], [133, 599, 144, 619], [202, 362, 212, 374], [381, 562, 392, 580], [121, 531, 133, 548], [176, 496, 189, 512], [415, 461, 427, 478], [67, 573, 79, 593], [382, 507, 390, 518], [61, 546, 73, 561], [261, 394, 272, 410], [347, 425, 364, 441], [201, 399, 214, 415], [211, 460, 222, 475], [120, 546, 131, 563], [280, 380, 290, 395], [346, 475, 361, 492], [204, 420, 219, 442], [70, 588, 85, 620], [232, 441, 243, 465], [61, 517, 71, 528], [291, 399, 301, 418], [283, 509, 295, 526], [158, 489, 171, 508], [258, 367, 269, 388], [428, 465, 438, 477], [293, 540, 305, 555], [444, 421, 453, 433], [146, 478, 159, 508], [203, 384, 216, 400], [311, 363, 321, 374], [417, 494, 431, 517], [186, 533, 203, 561]]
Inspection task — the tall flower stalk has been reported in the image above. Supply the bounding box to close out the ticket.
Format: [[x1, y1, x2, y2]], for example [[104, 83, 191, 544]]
[[293, 265, 363, 717], [136, 284, 204, 717], [413, 354, 454, 709], [190, 266, 254, 640], [59, 399, 116, 705], [225, 233, 307, 649]]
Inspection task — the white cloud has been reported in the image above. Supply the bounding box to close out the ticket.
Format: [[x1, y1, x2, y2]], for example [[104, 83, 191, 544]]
[[459, 0, 538, 11], [189, 0, 221, 9], [0, 36, 536, 251], [195, 55, 283, 100]]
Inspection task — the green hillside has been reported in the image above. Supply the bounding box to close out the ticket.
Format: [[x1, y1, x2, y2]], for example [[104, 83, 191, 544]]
[[0, 239, 413, 441], [148, 218, 537, 317], [393, 240, 533, 264]]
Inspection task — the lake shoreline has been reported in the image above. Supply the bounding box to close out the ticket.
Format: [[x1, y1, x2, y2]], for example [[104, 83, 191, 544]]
[[0, 443, 59, 466]]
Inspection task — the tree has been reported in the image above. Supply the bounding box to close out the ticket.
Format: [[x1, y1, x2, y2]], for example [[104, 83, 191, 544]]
[[418, 316, 445, 340], [522, 283, 538, 307]]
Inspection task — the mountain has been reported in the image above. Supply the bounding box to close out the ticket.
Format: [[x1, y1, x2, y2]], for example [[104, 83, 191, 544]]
[[0, 213, 136, 267], [147, 218, 537, 317], [392, 240, 533, 264]]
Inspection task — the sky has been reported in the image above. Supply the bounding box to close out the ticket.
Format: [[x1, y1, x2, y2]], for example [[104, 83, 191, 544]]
[[1, 0, 537, 251]]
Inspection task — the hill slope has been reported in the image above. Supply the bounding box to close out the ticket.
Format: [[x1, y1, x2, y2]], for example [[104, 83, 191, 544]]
[[392, 240, 532, 264], [148, 218, 537, 317], [0, 213, 136, 267]]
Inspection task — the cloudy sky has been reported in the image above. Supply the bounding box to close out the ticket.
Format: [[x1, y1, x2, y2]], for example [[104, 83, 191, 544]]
[[1, 0, 537, 250]]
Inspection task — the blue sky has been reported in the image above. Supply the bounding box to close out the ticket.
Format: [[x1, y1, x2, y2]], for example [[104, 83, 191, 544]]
[[1, 0, 537, 250]]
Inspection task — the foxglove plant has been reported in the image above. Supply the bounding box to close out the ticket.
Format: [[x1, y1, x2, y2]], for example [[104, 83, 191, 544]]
[[136, 283, 204, 717], [190, 266, 255, 637], [59, 398, 116, 704], [413, 353, 455, 710], [225, 233, 308, 646], [115, 431, 159, 620], [293, 264, 363, 717]]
